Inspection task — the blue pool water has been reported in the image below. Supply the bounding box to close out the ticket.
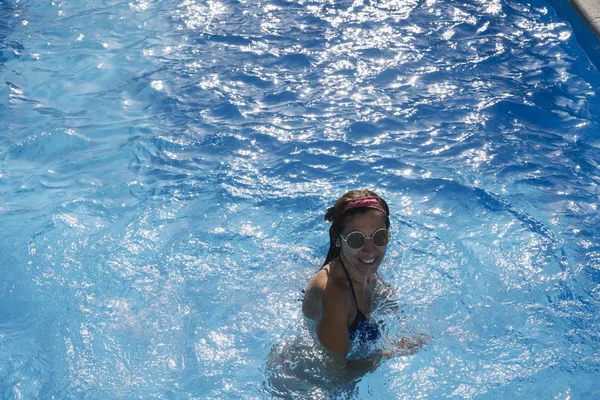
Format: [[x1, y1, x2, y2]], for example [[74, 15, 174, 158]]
[[2, 0, 600, 398]]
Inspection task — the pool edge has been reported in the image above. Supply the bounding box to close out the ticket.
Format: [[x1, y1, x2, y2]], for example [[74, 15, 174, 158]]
[[569, 0, 600, 40]]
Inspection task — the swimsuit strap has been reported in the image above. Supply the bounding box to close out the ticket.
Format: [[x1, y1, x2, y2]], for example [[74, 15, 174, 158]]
[[338, 257, 360, 315]]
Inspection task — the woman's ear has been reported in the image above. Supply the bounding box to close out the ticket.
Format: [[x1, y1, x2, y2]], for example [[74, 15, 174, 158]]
[[335, 240, 341, 247]]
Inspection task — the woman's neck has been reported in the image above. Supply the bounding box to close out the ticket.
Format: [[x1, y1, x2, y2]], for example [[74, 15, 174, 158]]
[[338, 256, 377, 295]]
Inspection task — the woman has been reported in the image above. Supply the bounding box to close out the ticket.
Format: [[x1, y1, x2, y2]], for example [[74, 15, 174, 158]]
[[302, 189, 426, 364]]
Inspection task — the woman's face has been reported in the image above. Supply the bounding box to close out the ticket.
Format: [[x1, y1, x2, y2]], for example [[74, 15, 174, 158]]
[[339, 209, 388, 274]]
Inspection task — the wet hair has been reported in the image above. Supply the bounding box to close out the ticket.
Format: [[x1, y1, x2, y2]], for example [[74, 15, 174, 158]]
[[322, 189, 390, 267]]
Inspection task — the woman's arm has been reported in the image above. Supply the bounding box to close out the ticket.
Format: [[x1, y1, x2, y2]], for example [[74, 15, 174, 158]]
[[322, 349, 384, 381], [316, 285, 390, 376], [316, 286, 351, 357]]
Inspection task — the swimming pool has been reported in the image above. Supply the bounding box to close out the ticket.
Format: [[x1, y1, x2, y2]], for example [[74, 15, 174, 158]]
[[1, 0, 600, 398]]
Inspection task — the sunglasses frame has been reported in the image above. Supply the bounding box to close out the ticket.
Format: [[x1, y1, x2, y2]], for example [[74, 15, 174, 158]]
[[340, 228, 390, 250]]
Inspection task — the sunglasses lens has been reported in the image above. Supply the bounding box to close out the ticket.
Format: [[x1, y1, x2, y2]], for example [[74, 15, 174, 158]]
[[373, 229, 390, 246], [346, 232, 366, 249]]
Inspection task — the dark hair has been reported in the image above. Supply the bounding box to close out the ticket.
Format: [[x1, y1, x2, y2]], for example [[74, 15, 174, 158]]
[[322, 189, 390, 267]]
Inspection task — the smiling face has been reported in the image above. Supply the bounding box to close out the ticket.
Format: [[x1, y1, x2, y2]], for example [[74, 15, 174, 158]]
[[339, 209, 388, 274]]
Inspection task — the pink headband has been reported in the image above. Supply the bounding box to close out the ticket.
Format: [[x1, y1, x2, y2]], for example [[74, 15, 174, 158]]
[[342, 197, 387, 215]]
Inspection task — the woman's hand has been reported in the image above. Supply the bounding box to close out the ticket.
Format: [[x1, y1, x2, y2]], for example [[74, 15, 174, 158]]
[[381, 331, 430, 358]]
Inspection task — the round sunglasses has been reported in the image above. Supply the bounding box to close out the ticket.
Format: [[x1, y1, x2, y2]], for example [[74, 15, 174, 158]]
[[340, 228, 390, 250]]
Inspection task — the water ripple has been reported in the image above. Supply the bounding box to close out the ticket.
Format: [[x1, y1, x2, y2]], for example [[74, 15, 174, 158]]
[[2, 0, 600, 398]]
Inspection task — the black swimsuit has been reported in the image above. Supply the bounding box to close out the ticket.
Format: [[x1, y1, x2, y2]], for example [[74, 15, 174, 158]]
[[338, 258, 381, 344]]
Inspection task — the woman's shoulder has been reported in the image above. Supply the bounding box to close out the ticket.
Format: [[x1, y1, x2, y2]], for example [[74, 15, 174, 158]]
[[305, 267, 328, 296], [308, 264, 350, 302], [303, 264, 349, 320]]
